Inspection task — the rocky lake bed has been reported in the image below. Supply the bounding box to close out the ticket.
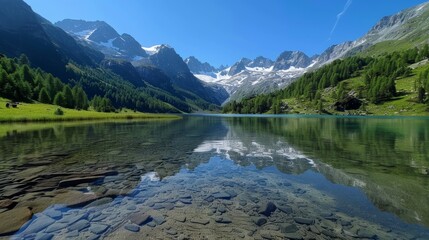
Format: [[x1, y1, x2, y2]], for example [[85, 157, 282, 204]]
[[1, 117, 429, 239]]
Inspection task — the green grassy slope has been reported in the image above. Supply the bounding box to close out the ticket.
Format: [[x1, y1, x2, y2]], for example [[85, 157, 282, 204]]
[[277, 65, 429, 116], [0, 98, 180, 122]]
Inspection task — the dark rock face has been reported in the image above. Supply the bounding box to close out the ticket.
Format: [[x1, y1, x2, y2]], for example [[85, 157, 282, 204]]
[[148, 45, 227, 105], [134, 65, 175, 92], [185, 56, 217, 74], [333, 96, 363, 111], [0, 0, 101, 78], [228, 58, 251, 76], [247, 56, 274, 68], [101, 59, 145, 87], [273, 51, 311, 70]]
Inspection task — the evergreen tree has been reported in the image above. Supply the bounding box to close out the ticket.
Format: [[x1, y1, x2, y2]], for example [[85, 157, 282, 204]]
[[62, 85, 75, 108], [18, 54, 30, 66], [73, 86, 89, 110], [53, 92, 66, 107], [38, 88, 51, 104]]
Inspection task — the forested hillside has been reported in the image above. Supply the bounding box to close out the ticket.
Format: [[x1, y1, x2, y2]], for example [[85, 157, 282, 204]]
[[0, 54, 198, 113], [223, 46, 429, 115]]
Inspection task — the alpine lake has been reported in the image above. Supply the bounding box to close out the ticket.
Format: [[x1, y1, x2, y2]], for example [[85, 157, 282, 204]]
[[0, 114, 428, 240]]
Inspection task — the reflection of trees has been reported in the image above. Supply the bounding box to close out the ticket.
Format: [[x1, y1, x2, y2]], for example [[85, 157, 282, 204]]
[[223, 116, 429, 227], [2, 116, 429, 227], [0, 118, 228, 178]]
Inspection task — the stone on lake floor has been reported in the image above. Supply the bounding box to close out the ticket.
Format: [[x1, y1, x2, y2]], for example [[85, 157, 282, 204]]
[[146, 221, 156, 228], [254, 217, 267, 226], [165, 228, 178, 235], [66, 230, 79, 238], [58, 176, 104, 188], [322, 229, 337, 238], [294, 217, 315, 225], [217, 205, 227, 213], [0, 207, 33, 236], [67, 219, 90, 232], [277, 205, 293, 214], [190, 218, 210, 225], [22, 215, 55, 235], [45, 222, 68, 233], [179, 198, 192, 204], [58, 212, 88, 225], [259, 202, 277, 217], [309, 225, 321, 234], [280, 223, 299, 233], [215, 216, 232, 224], [152, 215, 166, 225], [53, 190, 99, 208], [173, 216, 186, 223], [260, 232, 274, 239], [44, 209, 62, 219], [212, 192, 231, 200], [357, 229, 378, 239], [35, 233, 54, 240], [124, 224, 140, 232], [283, 232, 303, 240], [2, 188, 25, 198], [341, 219, 352, 226], [89, 223, 109, 234], [129, 211, 151, 225], [84, 197, 113, 208], [225, 189, 238, 198], [0, 199, 16, 209]]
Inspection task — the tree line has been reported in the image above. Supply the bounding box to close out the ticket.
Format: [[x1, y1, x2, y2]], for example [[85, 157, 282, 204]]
[[0, 54, 190, 113], [0, 54, 93, 110]]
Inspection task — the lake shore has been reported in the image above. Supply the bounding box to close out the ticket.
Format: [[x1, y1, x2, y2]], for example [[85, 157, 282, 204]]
[[0, 99, 181, 123]]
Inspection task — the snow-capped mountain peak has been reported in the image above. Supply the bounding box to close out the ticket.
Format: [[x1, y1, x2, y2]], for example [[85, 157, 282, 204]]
[[186, 55, 313, 102], [55, 19, 147, 61], [142, 45, 163, 56]]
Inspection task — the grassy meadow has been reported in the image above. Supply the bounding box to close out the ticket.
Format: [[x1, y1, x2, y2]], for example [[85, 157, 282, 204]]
[[0, 98, 180, 123]]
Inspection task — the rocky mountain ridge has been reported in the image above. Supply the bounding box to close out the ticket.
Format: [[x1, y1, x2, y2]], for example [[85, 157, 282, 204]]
[[187, 1, 429, 102]]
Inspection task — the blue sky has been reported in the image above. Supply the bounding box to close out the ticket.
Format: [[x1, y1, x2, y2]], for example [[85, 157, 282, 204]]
[[25, 0, 428, 67]]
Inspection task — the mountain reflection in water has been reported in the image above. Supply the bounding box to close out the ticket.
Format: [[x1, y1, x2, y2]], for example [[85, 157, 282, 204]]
[[0, 115, 428, 239]]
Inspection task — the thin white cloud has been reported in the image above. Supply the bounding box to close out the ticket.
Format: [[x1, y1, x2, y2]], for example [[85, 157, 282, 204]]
[[329, 0, 353, 40]]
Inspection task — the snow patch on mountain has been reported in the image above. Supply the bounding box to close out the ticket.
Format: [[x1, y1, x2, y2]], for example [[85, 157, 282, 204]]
[[99, 38, 118, 50], [142, 45, 162, 56]]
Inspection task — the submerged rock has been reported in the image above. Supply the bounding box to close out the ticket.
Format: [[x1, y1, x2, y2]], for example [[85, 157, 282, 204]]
[[124, 224, 140, 232], [45, 222, 67, 233], [89, 223, 109, 234], [67, 219, 90, 232], [212, 192, 231, 200], [58, 176, 104, 188], [190, 218, 210, 225], [0, 207, 33, 236], [0, 199, 16, 209], [283, 232, 303, 240], [259, 202, 277, 217], [152, 215, 166, 225], [277, 205, 293, 214], [215, 217, 232, 224], [294, 217, 315, 225], [254, 217, 267, 226], [129, 211, 151, 225], [22, 215, 55, 235], [280, 223, 299, 233]]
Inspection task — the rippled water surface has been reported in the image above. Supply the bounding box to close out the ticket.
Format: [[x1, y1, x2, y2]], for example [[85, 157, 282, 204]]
[[0, 115, 429, 239]]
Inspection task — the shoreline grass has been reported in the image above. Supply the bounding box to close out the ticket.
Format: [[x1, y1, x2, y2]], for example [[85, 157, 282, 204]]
[[0, 98, 181, 123]]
